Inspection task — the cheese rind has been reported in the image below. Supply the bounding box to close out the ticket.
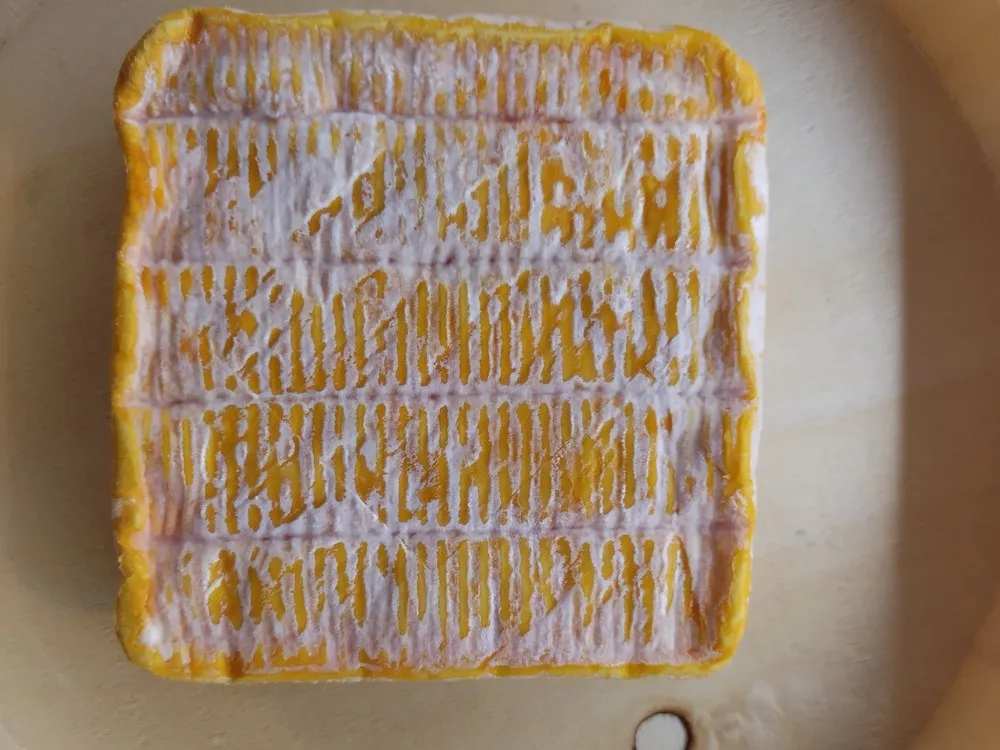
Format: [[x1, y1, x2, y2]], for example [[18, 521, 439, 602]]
[[113, 8, 767, 681]]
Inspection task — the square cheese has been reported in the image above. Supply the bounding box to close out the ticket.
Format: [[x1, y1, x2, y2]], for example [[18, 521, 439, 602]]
[[113, 8, 767, 681]]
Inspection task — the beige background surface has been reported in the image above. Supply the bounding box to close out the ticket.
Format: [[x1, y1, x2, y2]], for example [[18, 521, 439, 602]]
[[3, 1, 1000, 748]]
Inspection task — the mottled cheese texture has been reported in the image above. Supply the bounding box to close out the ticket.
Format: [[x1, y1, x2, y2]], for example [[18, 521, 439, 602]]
[[112, 8, 767, 681]]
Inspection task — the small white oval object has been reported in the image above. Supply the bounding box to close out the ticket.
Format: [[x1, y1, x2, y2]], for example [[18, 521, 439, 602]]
[[634, 712, 691, 750]]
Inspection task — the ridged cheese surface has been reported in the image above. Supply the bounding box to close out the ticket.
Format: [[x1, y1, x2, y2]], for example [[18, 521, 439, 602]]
[[112, 8, 767, 681]]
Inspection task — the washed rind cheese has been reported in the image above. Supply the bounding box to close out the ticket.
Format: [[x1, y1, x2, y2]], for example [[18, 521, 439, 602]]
[[112, 8, 767, 681]]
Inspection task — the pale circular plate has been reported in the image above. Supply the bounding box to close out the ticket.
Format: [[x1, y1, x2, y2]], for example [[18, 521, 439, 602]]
[[2, 1, 998, 748]]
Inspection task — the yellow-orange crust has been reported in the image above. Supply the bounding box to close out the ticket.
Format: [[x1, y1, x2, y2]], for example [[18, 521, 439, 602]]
[[113, 7, 766, 682]]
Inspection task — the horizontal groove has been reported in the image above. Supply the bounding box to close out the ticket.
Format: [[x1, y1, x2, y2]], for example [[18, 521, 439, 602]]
[[119, 380, 753, 414], [147, 515, 748, 546], [136, 252, 754, 275], [120, 106, 762, 130]]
